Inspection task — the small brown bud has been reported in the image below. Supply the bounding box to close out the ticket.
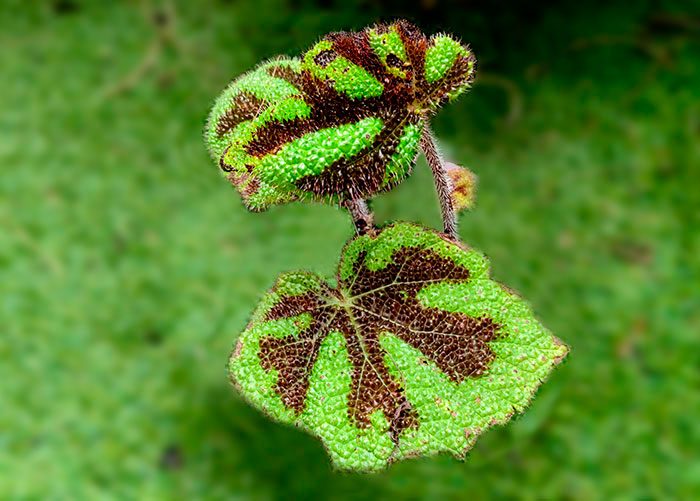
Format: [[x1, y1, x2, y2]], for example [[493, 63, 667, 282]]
[[445, 162, 477, 211]]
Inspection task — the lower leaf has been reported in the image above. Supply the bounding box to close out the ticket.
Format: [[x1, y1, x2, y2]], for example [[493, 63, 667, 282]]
[[229, 222, 568, 472]]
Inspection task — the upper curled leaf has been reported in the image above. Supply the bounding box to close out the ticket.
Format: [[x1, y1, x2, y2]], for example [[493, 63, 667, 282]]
[[229, 222, 567, 471], [205, 21, 477, 212]]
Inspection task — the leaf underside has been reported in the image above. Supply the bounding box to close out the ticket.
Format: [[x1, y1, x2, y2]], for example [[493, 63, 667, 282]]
[[229, 222, 568, 472]]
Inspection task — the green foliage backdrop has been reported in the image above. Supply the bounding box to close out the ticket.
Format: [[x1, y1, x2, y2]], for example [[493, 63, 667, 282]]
[[1, 0, 698, 499]]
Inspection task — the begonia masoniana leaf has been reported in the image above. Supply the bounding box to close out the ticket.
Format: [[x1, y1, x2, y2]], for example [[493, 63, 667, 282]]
[[229, 222, 568, 471], [205, 20, 476, 211]]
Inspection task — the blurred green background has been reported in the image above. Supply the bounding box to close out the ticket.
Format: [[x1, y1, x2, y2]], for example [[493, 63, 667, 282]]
[[1, 0, 698, 499]]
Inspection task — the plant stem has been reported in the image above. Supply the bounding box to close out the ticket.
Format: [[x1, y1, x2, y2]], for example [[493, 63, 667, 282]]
[[344, 199, 374, 236], [420, 121, 458, 239]]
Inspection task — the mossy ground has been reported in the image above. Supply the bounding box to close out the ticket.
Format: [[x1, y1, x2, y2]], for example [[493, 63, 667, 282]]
[[1, 1, 697, 499]]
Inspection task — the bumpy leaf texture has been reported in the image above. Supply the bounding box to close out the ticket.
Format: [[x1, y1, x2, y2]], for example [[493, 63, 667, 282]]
[[206, 20, 476, 211], [229, 223, 568, 471]]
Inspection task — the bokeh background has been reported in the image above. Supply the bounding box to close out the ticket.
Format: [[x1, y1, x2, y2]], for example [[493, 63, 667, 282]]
[[2, 0, 698, 499]]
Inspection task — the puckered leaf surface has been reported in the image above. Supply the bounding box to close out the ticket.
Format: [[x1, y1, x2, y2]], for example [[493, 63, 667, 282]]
[[229, 222, 568, 471]]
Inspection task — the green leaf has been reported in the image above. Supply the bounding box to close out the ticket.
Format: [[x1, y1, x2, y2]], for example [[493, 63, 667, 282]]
[[229, 222, 568, 472]]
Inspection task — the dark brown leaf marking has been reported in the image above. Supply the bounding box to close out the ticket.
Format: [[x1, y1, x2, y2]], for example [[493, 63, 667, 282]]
[[257, 244, 502, 442], [349, 248, 501, 382], [215, 91, 266, 138], [395, 20, 428, 91], [265, 64, 304, 89], [386, 53, 404, 69], [338, 308, 419, 438], [260, 291, 332, 412], [313, 50, 337, 68]]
